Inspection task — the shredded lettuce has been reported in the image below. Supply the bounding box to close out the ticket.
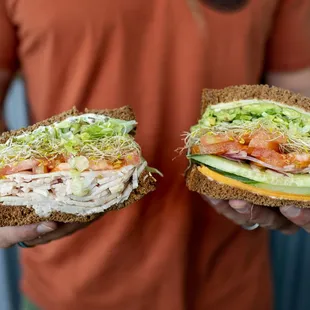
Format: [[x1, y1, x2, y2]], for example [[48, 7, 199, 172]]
[[185, 100, 310, 153], [0, 114, 140, 168]]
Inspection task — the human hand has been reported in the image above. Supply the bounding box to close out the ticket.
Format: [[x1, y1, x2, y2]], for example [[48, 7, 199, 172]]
[[0, 221, 90, 248], [203, 196, 310, 234]]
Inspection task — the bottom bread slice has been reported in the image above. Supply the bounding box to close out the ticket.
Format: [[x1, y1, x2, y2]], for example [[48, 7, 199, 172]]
[[0, 171, 156, 226], [186, 165, 310, 208]]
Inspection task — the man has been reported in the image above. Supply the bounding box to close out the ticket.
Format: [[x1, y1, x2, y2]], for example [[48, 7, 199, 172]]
[[0, 0, 310, 309]]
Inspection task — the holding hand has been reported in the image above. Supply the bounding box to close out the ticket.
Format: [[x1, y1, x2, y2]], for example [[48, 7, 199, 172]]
[[204, 197, 310, 234], [0, 222, 89, 248]]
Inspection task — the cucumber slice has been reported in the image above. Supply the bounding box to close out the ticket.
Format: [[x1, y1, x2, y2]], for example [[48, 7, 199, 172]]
[[189, 154, 310, 187], [253, 183, 310, 195]]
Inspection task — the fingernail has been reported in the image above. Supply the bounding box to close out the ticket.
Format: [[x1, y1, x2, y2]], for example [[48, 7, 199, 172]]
[[37, 222, 56, 235], [230, 200, 251, 214], [281, 206, 301, 218]]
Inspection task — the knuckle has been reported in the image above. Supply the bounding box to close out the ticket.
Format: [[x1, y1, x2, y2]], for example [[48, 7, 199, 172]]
[[0, 225, 39, 248], [213, 203, 231, 215], [262, 216, 289, 231], [294, 211, 310, 226], [17, 225, 40, 242], [249, 208, 275, 227], [222, 211, 248, 226], [18, 230, 36, 241], [259, 218, 276, 229], [235, 219, 248, 226]]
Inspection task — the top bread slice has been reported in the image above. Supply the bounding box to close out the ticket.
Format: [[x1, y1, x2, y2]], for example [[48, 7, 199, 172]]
[[0, 106, 156, 226], [186, 85, 310, 208]]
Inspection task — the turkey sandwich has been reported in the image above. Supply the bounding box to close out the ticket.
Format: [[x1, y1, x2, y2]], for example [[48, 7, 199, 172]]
[[0, 106, 157, 226]]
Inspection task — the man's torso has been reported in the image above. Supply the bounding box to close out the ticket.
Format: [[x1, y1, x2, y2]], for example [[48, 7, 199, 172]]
[[5, 0, 278, 309]]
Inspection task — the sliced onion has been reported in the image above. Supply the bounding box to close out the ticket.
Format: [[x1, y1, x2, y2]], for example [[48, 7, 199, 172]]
[[283, 165, 295, 171], [225, 150, 247, 158], [244, 156, 289, 176], [221, 153, 289, 176], [299, 167, 310, 174], [222, 151, 247, 162], [221, 156, 243, 163]]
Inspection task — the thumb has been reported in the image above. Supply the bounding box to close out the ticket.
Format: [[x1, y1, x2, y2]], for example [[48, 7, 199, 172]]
[[0, 222, 57, 248]]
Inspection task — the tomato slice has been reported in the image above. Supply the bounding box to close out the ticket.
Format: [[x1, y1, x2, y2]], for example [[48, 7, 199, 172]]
[[124, 152, 141, 166], [51, 163, 71, 172], [287, 153, 310, 169], [0, 159, 39, 175], [248, 130, 287, 151], [238, 133, 252, 144], [250, 148, 289, 168], [191, 145, 201, 155], [198, 133, 246, 155], [89, 160, 114, 171], [199, 141, 246, 155], [38, 155, 67, 170], [200, 133, 232, 146]]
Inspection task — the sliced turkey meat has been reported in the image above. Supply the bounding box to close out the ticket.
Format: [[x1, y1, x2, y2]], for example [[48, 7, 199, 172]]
[[0, 161, 147, 217]]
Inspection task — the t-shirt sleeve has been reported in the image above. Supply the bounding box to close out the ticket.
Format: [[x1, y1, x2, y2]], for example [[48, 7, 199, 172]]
[[0, 0, 18, 71], [266, 0, 310, 72]]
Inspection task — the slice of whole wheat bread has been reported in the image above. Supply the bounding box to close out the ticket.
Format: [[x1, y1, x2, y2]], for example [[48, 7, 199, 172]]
[[0, 106, 156, 226], [186, 85, 310, 207]]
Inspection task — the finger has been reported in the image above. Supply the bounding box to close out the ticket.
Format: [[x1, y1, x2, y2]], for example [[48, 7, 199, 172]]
[[280, 206, 310, 233], [204, 196, 298, 234], [0, 222, 57, 248], [204, 197, 253, 226], [24, 222, 89, 247], [229, 200, 298, 233]]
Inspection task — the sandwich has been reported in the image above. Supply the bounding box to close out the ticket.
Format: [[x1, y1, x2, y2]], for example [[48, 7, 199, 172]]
[[0, 106, 157, 226], [185, 85, 310, 207]]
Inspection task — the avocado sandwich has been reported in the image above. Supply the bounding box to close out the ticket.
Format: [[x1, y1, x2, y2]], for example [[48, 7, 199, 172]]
[[0, 106, 157, 226], [186, 85, 310, 207]]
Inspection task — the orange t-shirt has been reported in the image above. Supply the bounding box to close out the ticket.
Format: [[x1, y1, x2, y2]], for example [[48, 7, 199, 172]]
[[1, 1, 310, 309]]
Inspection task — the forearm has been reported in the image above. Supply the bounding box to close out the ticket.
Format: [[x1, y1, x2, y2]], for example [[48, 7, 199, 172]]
[[266, 67, 310, 97]]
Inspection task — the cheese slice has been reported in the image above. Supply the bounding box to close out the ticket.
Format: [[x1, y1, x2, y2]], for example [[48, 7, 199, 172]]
[[198, 166, 310, 201]]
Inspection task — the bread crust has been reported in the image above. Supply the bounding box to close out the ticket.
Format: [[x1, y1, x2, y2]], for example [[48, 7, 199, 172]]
[[0, 106, 156, 226], [187, 85, 310, 207], [201, 84, 310, 115]]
